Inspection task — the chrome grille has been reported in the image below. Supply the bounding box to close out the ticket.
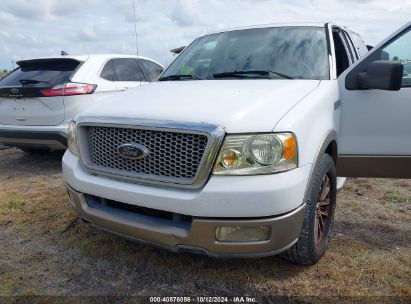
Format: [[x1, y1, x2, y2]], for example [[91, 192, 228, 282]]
[[86, 125, 209, 182]]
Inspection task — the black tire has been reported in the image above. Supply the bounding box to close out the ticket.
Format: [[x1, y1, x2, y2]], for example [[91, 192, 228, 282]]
[[281, 153, 337, 265], [20, 148, 50, 155]]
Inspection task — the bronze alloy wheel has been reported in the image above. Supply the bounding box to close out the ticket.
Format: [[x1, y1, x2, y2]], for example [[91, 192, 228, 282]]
[[314, 174, 331, 245], [281, 153, 337, 265]]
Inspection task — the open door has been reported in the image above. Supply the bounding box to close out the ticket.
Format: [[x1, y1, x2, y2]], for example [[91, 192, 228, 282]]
[[337, 22, 411, 178]]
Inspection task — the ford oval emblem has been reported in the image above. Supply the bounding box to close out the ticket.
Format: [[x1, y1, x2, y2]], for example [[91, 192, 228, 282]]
[[11, 88, 19, 94], [117, 143, 149, 160]]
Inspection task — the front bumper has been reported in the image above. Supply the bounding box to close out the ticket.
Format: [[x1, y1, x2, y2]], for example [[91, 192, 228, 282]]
[[63, 151, 311, 217], [0, 123, 68, 150], [66, 183, 306, 257]]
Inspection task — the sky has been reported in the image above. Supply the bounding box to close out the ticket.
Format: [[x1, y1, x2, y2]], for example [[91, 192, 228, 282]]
[[0, 0, 410, 70]]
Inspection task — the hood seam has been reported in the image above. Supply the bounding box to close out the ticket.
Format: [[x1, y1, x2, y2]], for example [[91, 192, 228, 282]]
[[272, 80, 321, 131]]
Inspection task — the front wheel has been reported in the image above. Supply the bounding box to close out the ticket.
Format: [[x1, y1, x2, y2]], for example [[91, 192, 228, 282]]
[[281, 153, 337, 265]]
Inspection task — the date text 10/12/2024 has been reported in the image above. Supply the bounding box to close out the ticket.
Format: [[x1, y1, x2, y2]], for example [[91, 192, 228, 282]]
[[149, 296, 257, 303]]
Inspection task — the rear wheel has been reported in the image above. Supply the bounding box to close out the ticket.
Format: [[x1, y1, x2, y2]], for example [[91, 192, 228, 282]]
[[281, 153, 337, 265]]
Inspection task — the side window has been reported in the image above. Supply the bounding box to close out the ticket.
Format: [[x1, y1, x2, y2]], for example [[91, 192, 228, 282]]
[[140, 60, 163, 81], [342, 31, 359, 60], [100, 59, 117, 81], [382, 28, 411, 87], [333, 30, 350, 76], [112, 58, 146, 81]]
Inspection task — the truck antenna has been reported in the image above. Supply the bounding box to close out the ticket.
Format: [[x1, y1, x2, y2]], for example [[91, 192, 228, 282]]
[[132, 0, 143, 86]]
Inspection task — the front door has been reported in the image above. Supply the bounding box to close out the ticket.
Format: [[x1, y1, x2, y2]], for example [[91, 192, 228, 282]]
[[338, 22, 411, 178]]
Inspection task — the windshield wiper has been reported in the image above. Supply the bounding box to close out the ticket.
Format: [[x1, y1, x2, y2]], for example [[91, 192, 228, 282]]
[[158, 74, 205, 81], [213, 70, 294, 79], [19, 79, 50, 85]]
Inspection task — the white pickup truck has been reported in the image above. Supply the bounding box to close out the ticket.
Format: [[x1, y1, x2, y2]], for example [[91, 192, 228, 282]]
[[63, 22, 411, 265]]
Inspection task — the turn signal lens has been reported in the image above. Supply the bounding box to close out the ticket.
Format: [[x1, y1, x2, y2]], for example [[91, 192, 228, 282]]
[[283, 134, 297, 161], [219, 149, 240, 169]]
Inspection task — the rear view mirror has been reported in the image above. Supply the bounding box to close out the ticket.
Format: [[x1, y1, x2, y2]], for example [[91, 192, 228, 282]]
[[357, 60, 403, 91]]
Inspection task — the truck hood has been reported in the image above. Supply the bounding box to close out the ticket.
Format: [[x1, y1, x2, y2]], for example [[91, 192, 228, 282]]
[[80, 80, 320, 133]]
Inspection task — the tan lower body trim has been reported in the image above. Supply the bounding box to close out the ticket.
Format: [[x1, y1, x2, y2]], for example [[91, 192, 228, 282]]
[[65, 183, 306, 257], [337, 155, 411, 178]]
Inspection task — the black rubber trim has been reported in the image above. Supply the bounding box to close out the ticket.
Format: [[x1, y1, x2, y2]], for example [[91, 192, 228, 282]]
[[0, 129, 67, 146]]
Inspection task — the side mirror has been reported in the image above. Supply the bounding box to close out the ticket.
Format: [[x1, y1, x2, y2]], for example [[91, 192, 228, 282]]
[[366, 45, 373, 51], [357, 60, 403, 91]]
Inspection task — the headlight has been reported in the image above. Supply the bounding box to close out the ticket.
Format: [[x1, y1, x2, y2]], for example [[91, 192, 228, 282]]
[[67, 120, 79, 156], [249, 134, 283, 165], [213, 133, 297, 175]]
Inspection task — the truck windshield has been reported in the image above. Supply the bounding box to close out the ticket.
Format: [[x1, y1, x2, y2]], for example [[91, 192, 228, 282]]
[[161, 27, 329, 80]]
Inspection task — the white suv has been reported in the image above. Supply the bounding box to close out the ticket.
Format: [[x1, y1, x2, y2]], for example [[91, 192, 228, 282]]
[[63, 22, 411, 265], [0, 54, 163, 153]]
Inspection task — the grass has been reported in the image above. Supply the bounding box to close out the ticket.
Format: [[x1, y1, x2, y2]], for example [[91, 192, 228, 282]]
[[0, 149, 410, 300], [0, 276, 24, 295], [1, 193, 25, 211], [387, 189, 411, 203]]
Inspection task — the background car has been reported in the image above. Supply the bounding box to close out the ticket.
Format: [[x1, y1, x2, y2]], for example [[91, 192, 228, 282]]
[[0, 54, 163, 153]]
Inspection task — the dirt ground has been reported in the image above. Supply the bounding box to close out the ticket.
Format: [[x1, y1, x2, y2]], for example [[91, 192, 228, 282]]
[[0, 148, 410, 303]]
